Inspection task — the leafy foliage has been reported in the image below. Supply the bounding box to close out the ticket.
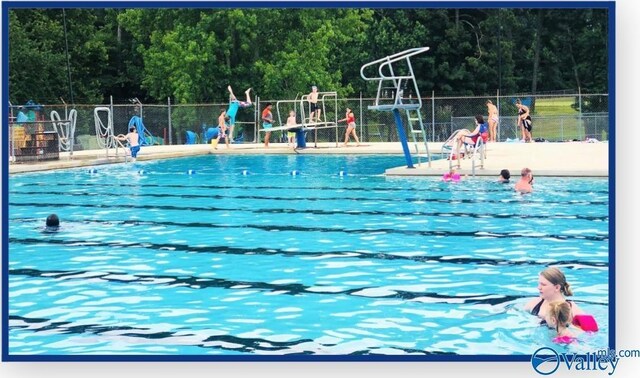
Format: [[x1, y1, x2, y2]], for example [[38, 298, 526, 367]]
[[8, 7, 609, 105]]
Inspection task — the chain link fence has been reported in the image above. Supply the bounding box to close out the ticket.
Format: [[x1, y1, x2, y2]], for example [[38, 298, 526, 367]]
[[8, 93, 609, 161]]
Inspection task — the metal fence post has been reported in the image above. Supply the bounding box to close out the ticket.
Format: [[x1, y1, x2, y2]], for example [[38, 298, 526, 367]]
[[108, 95, 113, 157], [578, 86, 583, 140], [359, 92, 363, 142], [496, 89, 500, 141], [9, 122, 15, 163], [9, 104, 15, 162], [167, 97, 173, 145], [255, 96, 260, 143], [431, 90, 435, 142]]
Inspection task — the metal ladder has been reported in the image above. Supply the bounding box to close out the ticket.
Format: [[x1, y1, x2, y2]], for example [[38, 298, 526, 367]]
[[360, 47, 431, 168], [405, 108, 430, 166]]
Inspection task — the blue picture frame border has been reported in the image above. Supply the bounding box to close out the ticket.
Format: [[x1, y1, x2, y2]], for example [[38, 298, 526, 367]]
[[1, 0, 615, 363]]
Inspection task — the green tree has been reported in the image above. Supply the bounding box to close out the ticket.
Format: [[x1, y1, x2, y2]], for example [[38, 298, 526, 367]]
[[9, 9, 114, 104], [9, 10, 67, 104], [255, 9, 373, 99], [9, 7, 609, 106]]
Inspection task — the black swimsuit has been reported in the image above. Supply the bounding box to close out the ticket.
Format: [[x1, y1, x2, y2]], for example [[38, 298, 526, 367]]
[[519, 108, 532, 131], [531, 298, 545, 316], [531, 298, 572, 325]]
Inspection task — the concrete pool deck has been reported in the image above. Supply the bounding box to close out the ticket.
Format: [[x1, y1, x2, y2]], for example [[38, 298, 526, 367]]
[[8, 141, 609, 177]]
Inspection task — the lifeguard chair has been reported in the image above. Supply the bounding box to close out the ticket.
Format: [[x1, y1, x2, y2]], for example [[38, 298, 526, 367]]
[[360, 47, 431, 168]]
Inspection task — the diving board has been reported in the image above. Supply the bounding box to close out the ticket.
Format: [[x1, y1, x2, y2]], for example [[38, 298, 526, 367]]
[[258, 122, 338, 133], [258, 92, 341, 148]]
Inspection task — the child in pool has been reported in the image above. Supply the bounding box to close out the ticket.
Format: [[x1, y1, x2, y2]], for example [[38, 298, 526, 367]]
[[547, 301, 582, 344], [442, 169, 461, 182]]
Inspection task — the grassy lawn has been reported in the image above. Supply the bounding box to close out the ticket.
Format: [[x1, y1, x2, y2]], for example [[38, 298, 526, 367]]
[[530, 117, 584, 141], [534, 97, 579, 116], [527, 97, 583, 140]]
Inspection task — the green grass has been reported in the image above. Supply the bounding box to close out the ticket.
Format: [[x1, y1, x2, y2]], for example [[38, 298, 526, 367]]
[[528, 117, 584, 141], [534, 97, 579, 116], [512, 97, 583, 141]]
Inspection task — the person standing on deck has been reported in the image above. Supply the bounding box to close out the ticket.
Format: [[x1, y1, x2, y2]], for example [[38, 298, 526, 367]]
[[516, 99, 533, 143], [486, 100, 499, 142], [339, 108, 360, 147], [262, 103, 274, 148]]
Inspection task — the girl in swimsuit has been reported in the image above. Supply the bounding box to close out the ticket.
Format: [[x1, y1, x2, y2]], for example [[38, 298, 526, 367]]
[[340, 108, 360, 147], [546, 301, 581, 344], [486, 100, 499, 142]]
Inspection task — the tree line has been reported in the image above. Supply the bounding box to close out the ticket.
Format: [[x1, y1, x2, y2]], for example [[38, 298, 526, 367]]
[[8, 7, 609, 106]]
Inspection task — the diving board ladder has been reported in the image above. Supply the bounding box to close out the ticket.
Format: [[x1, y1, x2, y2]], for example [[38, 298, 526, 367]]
[[360, 47, 431, 168]]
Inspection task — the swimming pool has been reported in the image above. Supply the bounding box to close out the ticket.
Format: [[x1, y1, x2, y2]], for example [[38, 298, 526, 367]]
[[7, 154, 610, 357]]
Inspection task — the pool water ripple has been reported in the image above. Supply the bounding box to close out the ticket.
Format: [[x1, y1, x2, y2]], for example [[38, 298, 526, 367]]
[[8, 155, 609, 356]]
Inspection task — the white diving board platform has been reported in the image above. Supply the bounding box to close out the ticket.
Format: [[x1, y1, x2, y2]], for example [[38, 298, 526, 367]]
[[368, 104, 422, 111], [258, 122, 338, 133]]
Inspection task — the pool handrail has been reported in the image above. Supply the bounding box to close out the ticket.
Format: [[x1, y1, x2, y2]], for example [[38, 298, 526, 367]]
[[360, 47, 430, 81], [446, 129, 486, 175], [93, 106, 129, 161], [50, 109, 77, 154], [360, 47, 430, 111]]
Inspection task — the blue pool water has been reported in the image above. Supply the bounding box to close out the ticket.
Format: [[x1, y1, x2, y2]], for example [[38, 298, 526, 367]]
[[7, 154, 610, 357]]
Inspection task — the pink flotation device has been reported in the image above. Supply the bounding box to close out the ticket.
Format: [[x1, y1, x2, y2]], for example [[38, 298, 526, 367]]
[[572, 314, 599, 332], [553, 335, 577, 344], [442, 172, 461, 182]]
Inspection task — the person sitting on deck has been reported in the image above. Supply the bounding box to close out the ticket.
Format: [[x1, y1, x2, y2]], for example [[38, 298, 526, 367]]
[[453, 115, 488, 160]]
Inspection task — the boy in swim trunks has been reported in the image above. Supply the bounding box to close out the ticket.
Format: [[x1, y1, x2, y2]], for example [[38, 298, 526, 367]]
[[286, 110, 297, 147], [308, 86, 320, 123], [117, 126, 141, 161], [262, 103, 273, 148]]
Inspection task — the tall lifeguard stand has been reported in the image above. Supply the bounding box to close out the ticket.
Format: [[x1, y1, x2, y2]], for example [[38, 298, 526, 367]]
[[360, 47, 431, 168]]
